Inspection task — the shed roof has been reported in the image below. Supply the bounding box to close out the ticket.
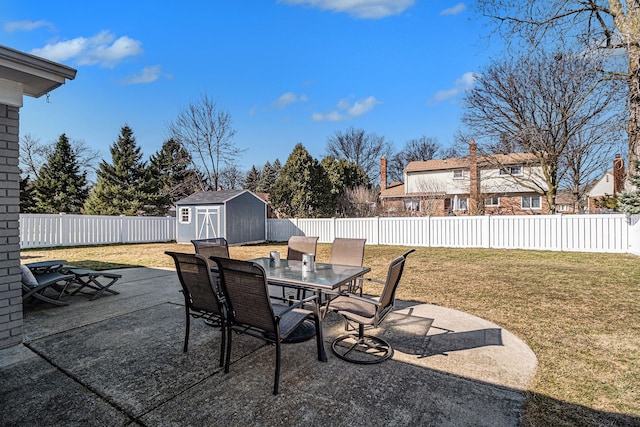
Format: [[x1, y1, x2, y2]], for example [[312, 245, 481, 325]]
[[176, 190, 266, 205]]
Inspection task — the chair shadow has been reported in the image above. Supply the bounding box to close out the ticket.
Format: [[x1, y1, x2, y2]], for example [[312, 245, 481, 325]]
[[418, 327, 503, 358]]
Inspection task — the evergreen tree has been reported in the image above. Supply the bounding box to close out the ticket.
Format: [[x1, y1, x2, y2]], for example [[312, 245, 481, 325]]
[[618, 160, 640, 214], [84, 125, 151, 216], [270, 144, 333, 217], [147, 139, 202, 215], [31, 134, 88, 213], [244, 165, 261, 192], [255, 161, 272, 193], [320, 156, 370, 216], [19, 174, 36, 213]]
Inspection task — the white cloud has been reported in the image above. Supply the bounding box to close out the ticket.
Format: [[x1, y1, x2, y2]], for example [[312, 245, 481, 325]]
[[249, 104, 258, 116], [428, 72, 476, 104], [274, 92, 309, 108], [312, 95, 381, 122], [440, 3, 466, 16], [4, 20, 55, 33], [121, 65, 162, 85], [30, 30, 143, 68], [278, 0, 415, 19]]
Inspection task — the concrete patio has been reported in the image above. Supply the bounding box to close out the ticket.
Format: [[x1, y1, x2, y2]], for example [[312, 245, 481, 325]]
[[1, 267, 537, 426]]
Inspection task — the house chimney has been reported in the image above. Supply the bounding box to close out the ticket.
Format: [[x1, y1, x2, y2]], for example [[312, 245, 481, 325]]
[[380, 156, 387, 191], [468, 139, 480, 214], [613, 154, 625, 196]]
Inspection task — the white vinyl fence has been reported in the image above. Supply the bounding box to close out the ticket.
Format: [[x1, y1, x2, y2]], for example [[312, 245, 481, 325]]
[[19, 214, 175, 249], [19, 213, 640, 255], [268, 214, 640, 255]]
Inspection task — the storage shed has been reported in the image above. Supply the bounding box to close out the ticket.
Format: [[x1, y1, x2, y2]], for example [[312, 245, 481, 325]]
[[175, 190, 267, 245]]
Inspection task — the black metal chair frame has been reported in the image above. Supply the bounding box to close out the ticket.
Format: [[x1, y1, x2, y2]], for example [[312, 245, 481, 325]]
[[329, 249, 415, 365], [165, 251, 228, 368], [212, 256, 324, 395]]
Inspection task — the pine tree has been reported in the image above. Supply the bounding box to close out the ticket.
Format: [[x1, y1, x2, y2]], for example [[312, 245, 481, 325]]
[[31, 134, 88, 213], [19, 174, 36, 213], [320, 156, 370, 216], [244, 165, 261, 192], [618, 160, 640, 214], [147, 139, 202, 215], [270, 144, 334, 217], [84, 125, 150, 216]]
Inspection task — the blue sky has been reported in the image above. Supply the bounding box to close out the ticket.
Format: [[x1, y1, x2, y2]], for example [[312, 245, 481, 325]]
[[4, 0, 497, 171]]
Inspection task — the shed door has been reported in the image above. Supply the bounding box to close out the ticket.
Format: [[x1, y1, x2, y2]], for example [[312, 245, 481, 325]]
[[196, 206, 221, 239]]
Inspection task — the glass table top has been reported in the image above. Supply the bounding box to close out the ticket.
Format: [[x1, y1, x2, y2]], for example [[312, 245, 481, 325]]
[[249, 258, 370, 290]]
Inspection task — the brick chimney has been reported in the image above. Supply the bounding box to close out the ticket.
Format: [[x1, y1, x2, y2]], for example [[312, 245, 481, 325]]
[[380, 156, 387, 191], [468, 140, 480, 214], [613, 154, 625, 196]]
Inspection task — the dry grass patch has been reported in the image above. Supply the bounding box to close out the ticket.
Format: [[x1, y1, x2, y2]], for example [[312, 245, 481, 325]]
[[21, 243, 640, 425]]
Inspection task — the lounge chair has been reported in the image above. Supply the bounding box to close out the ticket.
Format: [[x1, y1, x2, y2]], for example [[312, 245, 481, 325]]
[[20, 264, 74, 306], [64, 268, 121, 300]]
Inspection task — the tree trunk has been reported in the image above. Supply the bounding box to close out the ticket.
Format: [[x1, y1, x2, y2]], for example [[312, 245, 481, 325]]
[[629, 42, 640, 177]]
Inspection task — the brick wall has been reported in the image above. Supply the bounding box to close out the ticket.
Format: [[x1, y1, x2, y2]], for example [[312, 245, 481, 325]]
[[0, 103, 23, 349]]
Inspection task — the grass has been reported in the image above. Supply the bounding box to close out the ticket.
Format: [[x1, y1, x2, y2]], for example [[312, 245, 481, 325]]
[[21, 242, 640, 426]]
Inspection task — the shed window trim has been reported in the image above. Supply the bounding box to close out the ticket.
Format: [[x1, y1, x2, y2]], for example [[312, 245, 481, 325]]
[[179, 207, 192, 224]]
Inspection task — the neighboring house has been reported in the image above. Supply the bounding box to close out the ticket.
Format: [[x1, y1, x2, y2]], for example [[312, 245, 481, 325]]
[[379, 141, 549, 216], [175, 190, 267, 245], [586, 155, 626, 213]]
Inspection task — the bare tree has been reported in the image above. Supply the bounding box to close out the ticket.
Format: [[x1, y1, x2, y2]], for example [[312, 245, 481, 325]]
[[387, 136, 442, 182], [463, 48, 624, 213], [343, 185, 378, 217], [219, 163, 245, 190], [475, 0, 639, 175], [167, 94, 244, 191], [19, 133, 99, 180], [19, 133, 47, 179], [326, 127, 393, 183]]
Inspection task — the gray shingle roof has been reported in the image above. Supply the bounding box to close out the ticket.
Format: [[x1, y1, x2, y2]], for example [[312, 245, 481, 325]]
[[175, 190, 251, 205]]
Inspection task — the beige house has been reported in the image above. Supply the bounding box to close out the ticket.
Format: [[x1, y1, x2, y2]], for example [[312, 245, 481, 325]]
[[379, 141, 549, 216]]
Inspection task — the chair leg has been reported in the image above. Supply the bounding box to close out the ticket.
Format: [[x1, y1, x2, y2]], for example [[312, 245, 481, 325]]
[[224, 328, 232, 374], [183, 309, 191, 353], [274, 340, 281, 395], [218, 319, 226, 368]]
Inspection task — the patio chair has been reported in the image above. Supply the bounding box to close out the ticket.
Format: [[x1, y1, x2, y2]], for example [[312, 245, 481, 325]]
[[286, 235, 318, 261], [212, 256, 323, 395], [327, 249, 415, 364], [191, 238, 230, 261], [330, 238, 366, 294], [20, 264, 75, 307], [165, 251, 228, 368], [285, 235, 319, 300]]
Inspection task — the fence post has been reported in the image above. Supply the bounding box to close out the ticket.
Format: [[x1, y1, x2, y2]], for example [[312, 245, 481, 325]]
[[482, 215, 491, 248], [59, 213, 68, 247]]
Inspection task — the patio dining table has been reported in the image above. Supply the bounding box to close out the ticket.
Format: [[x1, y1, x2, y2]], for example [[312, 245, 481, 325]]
[[249, 257, 371, 359]]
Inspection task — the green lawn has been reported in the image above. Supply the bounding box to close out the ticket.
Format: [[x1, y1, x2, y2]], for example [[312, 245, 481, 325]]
[[21, 243, 640, 426]]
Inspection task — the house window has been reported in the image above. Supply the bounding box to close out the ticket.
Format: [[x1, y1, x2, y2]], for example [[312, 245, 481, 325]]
[[500, 165, 523, 176], [453, 169, 464, 179], [521, 195, 541, 210], [405, 199, 420, 211], [454, 197, 468, 211], [557, 204, 569, 212], [179, 207, 191, 224], [484, 196, 500, 207]]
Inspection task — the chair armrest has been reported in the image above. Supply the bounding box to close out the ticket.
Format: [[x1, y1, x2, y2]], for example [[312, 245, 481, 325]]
[[274, 294, 317, 318]]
